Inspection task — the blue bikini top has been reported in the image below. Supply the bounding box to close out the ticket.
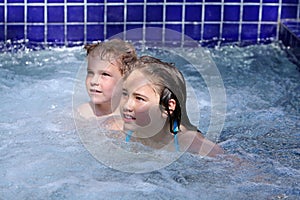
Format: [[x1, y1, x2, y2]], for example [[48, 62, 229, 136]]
[[125, 121, 180, 151]]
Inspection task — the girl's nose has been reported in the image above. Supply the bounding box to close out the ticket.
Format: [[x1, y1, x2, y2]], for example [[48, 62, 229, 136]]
[[122, 98, 134, 112]]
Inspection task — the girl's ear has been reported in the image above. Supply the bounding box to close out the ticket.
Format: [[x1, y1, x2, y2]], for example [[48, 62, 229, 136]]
[[161, 98, 176, 118], [168, 99, 176, 115]]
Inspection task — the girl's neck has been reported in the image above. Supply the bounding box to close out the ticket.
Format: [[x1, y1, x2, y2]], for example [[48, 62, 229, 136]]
[[135, 122, 173, 144]]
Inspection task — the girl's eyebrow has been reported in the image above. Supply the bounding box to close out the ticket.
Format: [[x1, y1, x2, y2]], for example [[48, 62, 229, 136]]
[[132, 92, 149, 100]]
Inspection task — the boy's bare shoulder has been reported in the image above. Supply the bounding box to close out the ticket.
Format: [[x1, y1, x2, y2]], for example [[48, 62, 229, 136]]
[[102, 115, 123, 131], [77, 103, 94, 119]]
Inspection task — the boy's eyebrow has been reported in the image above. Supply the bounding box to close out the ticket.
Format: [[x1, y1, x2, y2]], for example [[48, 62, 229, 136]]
[[87, 67, 111, 72], [109, 61, 117, 66]]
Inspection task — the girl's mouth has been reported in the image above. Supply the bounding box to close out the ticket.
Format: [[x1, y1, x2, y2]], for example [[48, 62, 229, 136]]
[[123, 113, 136, 121]]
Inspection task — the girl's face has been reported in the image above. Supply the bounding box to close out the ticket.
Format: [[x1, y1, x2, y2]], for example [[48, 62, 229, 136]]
[[86, 56, 122, 106], [120, 70, 167, 137]]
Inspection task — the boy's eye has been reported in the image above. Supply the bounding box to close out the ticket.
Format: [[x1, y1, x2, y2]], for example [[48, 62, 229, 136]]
[[102, 72, 111, 77], [87, 70, 93, 75]]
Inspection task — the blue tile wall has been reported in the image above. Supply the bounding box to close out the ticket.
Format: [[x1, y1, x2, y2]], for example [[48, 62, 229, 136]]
[[7, 6, 24, 22], [27, 25, 44, 42], [185, 24, 201, 40], [203, 24, 220, 39], [28, 0, 44, 3], [280, 19, 300, 61], [127, 5, 143, 22], [87, 6, 104, 22], [185, 5, 202, 21], [27, 6, 44, 23], [147, 5, 163, 22], [87, 25, 104, 41], [47, 25, 64, 43], [7, 25, 24, 40], [48, 0, 64, 3], [48, 6, 64, 23], [107, 6, 124, 22], [7, 0, 23, 3], [166, 6, 182, 21], [222, 24, 239, 41], [68, 25, 84, 41], [68, 6, 84, 22], [107, 25, 124, 38], [242, 24, 258, 40], [262, 6, 278, 21], [261, 24, 277, 38], [205, 5, 221, 21], [0, 0, 299, 46], [243, 6, 259, 21], [224, 5, 240, 21], [0, 26, 3, 41], [0, 6, 4, 22], [281, 6, 298, 18]]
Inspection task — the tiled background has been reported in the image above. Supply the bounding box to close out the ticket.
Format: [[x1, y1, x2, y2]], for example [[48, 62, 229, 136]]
[[0, 0, 299, 46]]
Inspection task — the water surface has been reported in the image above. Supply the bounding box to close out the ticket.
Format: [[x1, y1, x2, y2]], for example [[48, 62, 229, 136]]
[[0, 43, 299, 199]]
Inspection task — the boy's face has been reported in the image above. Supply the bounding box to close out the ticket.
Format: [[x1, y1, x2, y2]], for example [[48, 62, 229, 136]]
[[86, 56, 122, 106]]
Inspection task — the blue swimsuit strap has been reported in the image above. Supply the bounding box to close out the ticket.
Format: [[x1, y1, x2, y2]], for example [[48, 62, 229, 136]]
[[125, 130, 133, 142], [125, 120, 180, 151], [173, 120, 180, 151]]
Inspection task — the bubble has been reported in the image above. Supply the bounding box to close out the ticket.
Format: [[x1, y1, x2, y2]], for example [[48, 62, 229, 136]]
[[72, 27, 226, 173]]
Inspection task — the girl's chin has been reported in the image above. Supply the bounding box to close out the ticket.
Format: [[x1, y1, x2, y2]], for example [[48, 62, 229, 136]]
[[123, 123, 137, 132]]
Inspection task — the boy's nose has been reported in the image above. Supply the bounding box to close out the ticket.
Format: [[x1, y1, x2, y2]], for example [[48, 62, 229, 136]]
[[90, 75, 99, 85]]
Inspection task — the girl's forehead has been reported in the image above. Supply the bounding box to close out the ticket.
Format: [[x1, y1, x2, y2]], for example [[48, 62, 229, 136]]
[[124, 71, 159, 94], [125, 71, 150, 88]]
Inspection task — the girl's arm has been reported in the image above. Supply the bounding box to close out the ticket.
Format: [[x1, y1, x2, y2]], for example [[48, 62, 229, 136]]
[[179, 130, 224, 157]]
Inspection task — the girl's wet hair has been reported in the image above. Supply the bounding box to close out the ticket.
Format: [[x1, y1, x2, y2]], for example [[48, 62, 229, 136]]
[[128, 55, 197, 133], [84, 39, 137, 75]]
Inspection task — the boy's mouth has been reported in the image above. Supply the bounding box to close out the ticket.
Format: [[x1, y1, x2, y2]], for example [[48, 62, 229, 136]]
[[90, 89, 102, 93]]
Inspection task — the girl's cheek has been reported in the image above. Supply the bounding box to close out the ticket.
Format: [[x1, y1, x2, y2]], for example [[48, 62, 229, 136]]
[[135, 114, 151, 127], [135, 105, 161, 126], [134, 105, 149, 126]]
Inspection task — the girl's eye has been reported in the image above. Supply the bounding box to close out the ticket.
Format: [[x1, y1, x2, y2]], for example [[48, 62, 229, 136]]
[[136, 96, 145, 102], [122, 90, 128, 97]]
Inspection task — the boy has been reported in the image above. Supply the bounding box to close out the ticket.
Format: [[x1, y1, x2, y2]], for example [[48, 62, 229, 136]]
[[77, 39, 137, 119]]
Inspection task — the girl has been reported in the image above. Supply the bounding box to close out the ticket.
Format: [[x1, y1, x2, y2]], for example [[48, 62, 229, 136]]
[[119, 56, 224, 157]]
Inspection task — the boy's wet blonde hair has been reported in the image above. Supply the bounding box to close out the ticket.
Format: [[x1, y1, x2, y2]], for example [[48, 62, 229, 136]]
[[84, 39, 137, 75]]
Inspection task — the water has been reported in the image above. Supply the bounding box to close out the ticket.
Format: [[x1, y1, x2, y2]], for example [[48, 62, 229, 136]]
[[0, 43, 299, 199]]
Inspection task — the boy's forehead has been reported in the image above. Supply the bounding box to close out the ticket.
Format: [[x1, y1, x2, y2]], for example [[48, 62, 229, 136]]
[[88, 56, 119, 70], [90, 47, 120, 60]]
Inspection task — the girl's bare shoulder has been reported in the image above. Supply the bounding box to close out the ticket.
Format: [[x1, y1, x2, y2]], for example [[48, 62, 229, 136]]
[[178, 129, 224, 157]]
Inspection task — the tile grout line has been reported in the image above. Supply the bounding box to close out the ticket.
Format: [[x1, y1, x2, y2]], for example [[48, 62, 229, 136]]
[[257, 0, 263, 43], [238, 0, 244, 43]]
